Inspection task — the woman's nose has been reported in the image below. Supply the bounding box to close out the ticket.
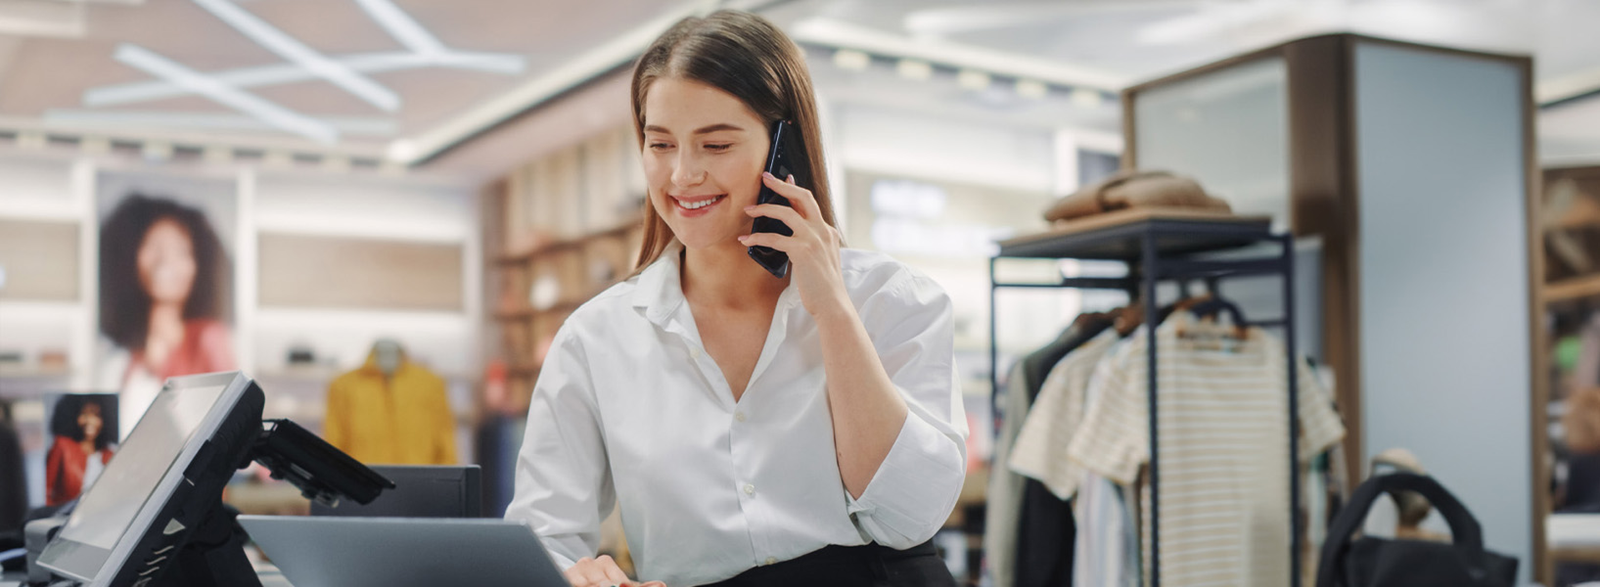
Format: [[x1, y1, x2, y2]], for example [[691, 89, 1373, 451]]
[[670, 152, 705, 188]]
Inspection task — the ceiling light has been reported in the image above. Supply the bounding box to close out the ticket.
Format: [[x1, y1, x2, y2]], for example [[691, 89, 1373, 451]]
[[87, 50, 523, 108], [351, 0, 444, 56], [958, 69, 991, 91], [80, 136, 110, 155], [263, 149, 292, 168], [16, 131, 46, 150], [113, 44, 337, 144], [1015, 79, 1048, 100], [191, 0, 400, 112], [897, 59, 932, 81], [142, 140, 172, 161], [833, 49, 869, 71], [1070, 88, 1105, 109], [203, 145, 232, 165], [322, 155, 351, 173]]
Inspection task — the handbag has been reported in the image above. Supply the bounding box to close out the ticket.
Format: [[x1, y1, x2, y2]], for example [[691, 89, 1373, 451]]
[[1316, 472, 1517, 587]]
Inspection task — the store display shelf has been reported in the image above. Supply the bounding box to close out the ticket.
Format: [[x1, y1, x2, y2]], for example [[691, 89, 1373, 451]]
[[997, 209, 1272, 261], [1546, 274, 1600, 304], [495, 298, 597, 321], [496, 216, 642, 265]]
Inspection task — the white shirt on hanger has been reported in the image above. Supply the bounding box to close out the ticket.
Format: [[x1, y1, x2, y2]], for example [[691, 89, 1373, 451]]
[[505, 241, 968, 587]]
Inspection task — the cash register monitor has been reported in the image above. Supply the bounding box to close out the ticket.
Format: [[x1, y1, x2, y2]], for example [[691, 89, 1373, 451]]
[[36, 372, 260, 587]]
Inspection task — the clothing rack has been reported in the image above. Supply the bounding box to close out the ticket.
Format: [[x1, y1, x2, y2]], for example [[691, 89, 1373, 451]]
[[988, 216, 1301, 587]]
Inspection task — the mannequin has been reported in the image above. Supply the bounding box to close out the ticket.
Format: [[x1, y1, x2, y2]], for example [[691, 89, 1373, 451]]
[[323, 339, 458, 465], [373, 338, 403, 378]]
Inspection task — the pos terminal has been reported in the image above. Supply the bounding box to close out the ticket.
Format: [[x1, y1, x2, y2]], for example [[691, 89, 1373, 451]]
[[30, 372, 392, 587]]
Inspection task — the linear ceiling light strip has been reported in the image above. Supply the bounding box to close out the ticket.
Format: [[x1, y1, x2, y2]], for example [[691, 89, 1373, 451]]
[[85, 50, 523, 107], [113, 44, 337, 144], [351, 0, 446, 56], [191, 0, 400, 112]]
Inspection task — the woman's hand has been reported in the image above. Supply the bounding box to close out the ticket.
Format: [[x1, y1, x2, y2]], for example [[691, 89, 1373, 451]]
[[739, 172, 851, 320], [564, 555, 665, 587]]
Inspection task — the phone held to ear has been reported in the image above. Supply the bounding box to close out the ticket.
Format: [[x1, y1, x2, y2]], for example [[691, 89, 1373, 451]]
[[748, 119, 810, 278]]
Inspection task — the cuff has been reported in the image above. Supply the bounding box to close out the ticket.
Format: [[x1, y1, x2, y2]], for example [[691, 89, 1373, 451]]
[[844, 411, 965, 549]]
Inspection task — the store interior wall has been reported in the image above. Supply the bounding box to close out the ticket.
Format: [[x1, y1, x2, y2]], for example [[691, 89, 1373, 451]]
[[1354, 41, 1533, 580], [0, 154, 484, 505]]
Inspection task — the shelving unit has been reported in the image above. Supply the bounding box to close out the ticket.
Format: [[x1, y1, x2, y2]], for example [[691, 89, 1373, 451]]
[[989, 214, 1302, 587]]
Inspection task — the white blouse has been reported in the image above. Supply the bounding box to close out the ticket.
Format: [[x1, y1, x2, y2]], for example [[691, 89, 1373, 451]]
[[505, 242, 968, 587]]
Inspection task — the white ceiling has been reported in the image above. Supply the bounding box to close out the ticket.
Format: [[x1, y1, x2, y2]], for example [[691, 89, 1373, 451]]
[[2, 0, 1600, 174]]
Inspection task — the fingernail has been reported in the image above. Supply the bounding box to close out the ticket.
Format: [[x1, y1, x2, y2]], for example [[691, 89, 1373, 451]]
[[738, 235, 748, 241], [762, 171, 775, 179], [744, 205, 756, 211]]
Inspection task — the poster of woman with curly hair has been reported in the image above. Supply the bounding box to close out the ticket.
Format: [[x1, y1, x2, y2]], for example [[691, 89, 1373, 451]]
[[95, 172, 236, 435], [44, 394, 118, 506]]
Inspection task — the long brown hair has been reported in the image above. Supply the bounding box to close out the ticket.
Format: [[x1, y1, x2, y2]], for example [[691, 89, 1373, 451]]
[[629, 9, 837, 272]]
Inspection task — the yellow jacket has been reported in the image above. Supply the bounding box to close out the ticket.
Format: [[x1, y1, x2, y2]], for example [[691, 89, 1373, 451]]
[[324, 350, 458, 466]]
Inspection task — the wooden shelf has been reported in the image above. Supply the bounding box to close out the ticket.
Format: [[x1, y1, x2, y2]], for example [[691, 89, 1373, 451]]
[[1546, 274, 1600, 304], [497, 216, 641, 265], [494, 299, 587, 321]]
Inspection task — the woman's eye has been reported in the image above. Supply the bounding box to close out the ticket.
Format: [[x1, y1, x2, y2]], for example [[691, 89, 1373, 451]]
[[649, 143, 672, 151], [705, 144, 732, 152]]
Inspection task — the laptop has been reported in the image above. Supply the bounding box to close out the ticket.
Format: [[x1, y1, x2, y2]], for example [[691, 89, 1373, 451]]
[[239, 516, 568, 587]]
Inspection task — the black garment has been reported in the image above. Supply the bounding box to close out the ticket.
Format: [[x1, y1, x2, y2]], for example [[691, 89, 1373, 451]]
[[1011, 317, 1109, 587], [702, 541, 955, 587], [1566, 452, 1600, 510], [0, 415, 25, 537]]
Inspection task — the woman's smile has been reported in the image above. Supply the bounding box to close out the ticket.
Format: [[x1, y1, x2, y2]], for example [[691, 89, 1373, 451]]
[[672, 193, 728, 217]]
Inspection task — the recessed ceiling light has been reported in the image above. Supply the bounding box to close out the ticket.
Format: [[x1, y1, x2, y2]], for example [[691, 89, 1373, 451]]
[[80, 136, 111, 155], [958, 69, 990, 91], [1015, 79, 1048, 100], [142, 140, 172, 161], [17, 132, 46, 150], [833, 49, 870, 71], [203, 145, 232, 165], [263, 149, 292, 168], [322, 155, 351, 173], [897, 59, 932, 81], [1071, 88, 1105, 109]]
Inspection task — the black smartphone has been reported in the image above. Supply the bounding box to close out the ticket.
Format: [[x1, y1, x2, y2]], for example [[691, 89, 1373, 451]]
[[748, 119, 811, 278]]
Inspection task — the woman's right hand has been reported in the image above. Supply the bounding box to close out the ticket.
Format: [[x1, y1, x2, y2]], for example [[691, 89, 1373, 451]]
[[564, 555, 665, 587]]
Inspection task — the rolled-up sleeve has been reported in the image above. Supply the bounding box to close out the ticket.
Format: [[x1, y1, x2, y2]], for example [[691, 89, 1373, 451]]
[[504, 324, 614, 571], [844, 269, 969, 549]]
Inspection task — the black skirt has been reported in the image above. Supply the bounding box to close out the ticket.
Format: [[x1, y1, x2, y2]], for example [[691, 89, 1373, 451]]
[[700, 541, 957, 587]]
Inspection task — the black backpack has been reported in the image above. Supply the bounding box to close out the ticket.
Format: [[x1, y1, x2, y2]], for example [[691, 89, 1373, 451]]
[[1316, 472, 1517, 587]]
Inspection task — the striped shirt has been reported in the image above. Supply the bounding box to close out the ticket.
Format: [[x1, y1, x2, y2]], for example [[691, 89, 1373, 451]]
[[1067, 312, 1345, 587]]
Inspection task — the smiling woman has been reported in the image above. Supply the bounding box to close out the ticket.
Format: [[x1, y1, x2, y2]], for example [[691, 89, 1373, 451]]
[[505, 9, 966, 587]]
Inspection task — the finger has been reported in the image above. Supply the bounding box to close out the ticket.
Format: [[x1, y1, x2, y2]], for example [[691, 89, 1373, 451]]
[[744, 203, 808, 227], [565, 565, 586, 587], [761, 172, 821, 220], [597, 555, 629, 584], [581, 561, 612, 587], [738, 232, 794, 252], [566, 559, 593, 587]]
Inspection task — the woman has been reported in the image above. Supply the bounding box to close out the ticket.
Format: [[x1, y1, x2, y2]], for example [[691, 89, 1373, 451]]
[[44, 396, 117, 506], [505, 10, 967, 587], [99, 194, 235, 430]]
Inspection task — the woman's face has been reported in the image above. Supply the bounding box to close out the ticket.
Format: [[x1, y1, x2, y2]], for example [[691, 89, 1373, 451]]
[[78, 403, 102, 440], [137, 217, 197, 305], [641, 77, 770, 251]]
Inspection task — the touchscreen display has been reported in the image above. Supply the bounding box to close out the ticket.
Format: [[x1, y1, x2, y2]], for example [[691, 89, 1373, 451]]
[[57, 382, 225, 550]]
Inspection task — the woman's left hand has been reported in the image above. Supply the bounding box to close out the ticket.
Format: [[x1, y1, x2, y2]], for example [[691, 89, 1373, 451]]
[[740, 172, 851, 320]]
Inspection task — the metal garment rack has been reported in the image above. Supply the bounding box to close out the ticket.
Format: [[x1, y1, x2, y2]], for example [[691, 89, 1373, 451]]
[[988, 217, 1302, 587]]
